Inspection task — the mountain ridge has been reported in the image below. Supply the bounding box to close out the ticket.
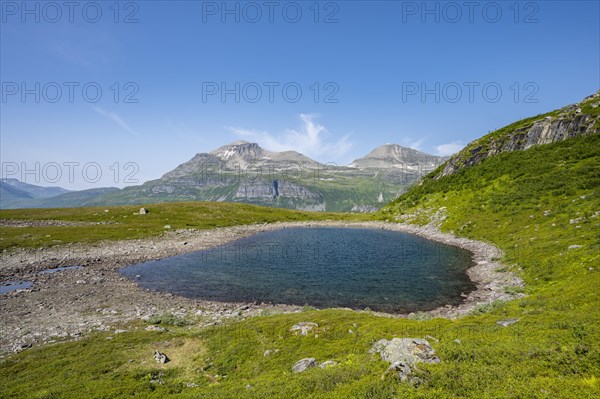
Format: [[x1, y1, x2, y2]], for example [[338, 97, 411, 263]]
[[100, 141, 444, 212], [1, 142, 443, 211], [6, 89, 597, 212]]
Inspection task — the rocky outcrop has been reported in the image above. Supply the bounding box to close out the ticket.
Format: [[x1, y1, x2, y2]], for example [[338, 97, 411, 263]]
[[436, 91, 600, 178], [369, 338, 440, 382]]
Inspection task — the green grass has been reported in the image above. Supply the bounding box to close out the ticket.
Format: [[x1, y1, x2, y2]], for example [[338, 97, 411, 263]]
[[0, 201, 369, 250], [440, 93, 599, 176], [1, 134, 599, 397]]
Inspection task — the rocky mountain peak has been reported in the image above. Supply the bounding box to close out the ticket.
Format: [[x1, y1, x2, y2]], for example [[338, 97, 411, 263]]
[[210, 141, 263, 160], [350, 144, 445, 169]]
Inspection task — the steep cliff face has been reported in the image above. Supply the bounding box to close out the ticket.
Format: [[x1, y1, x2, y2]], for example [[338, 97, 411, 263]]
[[436, 91, 600, 178]]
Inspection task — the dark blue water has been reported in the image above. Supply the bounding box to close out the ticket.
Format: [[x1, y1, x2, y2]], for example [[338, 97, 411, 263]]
[[120, 227, 476, 313]]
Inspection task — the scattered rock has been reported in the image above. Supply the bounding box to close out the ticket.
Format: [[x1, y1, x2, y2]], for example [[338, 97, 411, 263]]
[[292, 357, 317, 373], [154, 350, 169, 364], [145, 325, 167, 332], [12, 343, 31, 353], [164, 225, 171, 229], [150, 371, 165, 384], [496, 318, 519, 327], [319, 360, 337, 368], [186, 382, 198, 388], [263, 349, 279, 357], [139, 208, 148, 215], [568, 245, 583, 250], [290, 322, 318, 336]]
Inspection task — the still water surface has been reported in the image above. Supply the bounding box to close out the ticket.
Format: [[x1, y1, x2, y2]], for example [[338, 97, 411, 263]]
[[120, 227, 476, 313]]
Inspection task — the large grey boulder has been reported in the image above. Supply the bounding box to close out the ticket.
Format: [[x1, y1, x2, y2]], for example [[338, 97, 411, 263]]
[[292, 358, 317, 373], [369, 338, 440, 381]]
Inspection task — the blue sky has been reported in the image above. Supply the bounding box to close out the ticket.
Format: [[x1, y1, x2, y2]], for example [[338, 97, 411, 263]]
[[1, 0, 599, 189]]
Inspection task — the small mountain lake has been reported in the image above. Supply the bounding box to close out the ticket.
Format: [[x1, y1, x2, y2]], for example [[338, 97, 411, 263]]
[[120, 227, 476, 313]]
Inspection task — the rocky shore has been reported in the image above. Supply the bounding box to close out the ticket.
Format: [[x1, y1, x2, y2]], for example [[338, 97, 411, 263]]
[[0, 221, 523, 355]]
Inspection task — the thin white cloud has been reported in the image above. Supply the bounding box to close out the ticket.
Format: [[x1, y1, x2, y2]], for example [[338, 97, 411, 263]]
[[92, 106, 138, 136], [434, 142, 465, 156], [228, 114, 352, 161], [400, 136, 427, 151]]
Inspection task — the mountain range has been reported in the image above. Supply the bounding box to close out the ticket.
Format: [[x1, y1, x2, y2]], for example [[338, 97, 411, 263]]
[[0, 143, 446, 211], [3, 92, 598, 212]]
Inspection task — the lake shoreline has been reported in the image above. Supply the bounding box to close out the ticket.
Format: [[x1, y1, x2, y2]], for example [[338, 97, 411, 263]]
[[0, 221, 523, 354]]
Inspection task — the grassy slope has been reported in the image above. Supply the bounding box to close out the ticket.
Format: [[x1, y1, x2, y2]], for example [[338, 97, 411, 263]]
[[440, 92, 599, 175], [1, 135, 599, 398], [0, 202, 369, 250]]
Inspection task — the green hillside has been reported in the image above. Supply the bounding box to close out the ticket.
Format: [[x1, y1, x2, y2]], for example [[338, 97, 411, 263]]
[[435, 92, 599, 179], [2, 133, 599, 398]]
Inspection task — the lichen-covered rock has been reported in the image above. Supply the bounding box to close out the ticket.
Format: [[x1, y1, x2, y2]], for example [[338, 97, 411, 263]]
[[319, 360, 338, 368], [370, 338, 440, 366], [145, 325, 167, 332], [292, 358, 317, 373], [154, 350, 169, 364], [289, 322, 318, 336], [370, 338, 440, 381]]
